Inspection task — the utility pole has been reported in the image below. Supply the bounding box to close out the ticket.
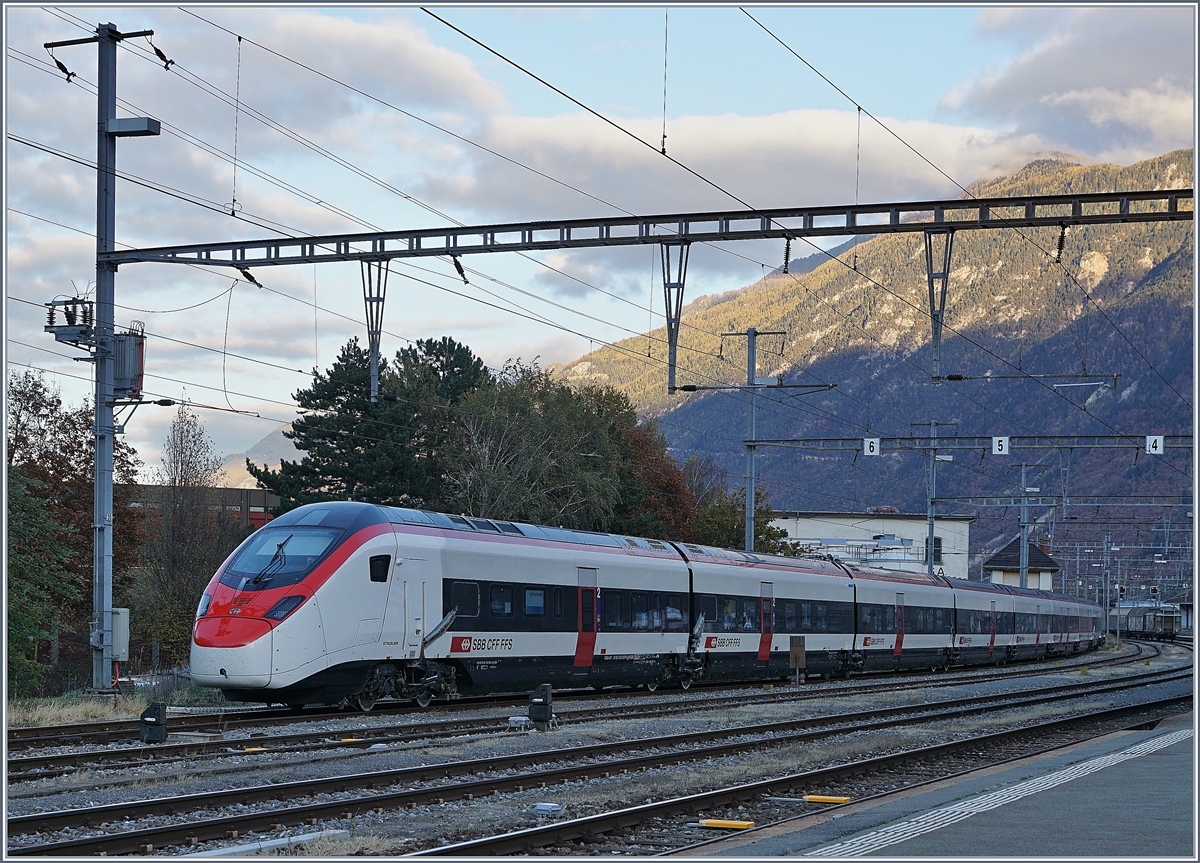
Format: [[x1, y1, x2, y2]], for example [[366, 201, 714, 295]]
[[712, 326, 788, 552], [1019, 463, 1030, 589], [745, 327, 757, 552], [1103, 532, 1112, 636], [45, 22, 159, 692], [926, 422, 938, 575]]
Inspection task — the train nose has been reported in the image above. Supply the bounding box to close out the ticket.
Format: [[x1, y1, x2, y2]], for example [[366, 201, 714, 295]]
[[190, 617, 273, 687]]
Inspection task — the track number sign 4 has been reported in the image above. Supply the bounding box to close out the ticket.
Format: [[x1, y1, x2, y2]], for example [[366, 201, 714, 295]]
[[1146, 435, 1163, 455]]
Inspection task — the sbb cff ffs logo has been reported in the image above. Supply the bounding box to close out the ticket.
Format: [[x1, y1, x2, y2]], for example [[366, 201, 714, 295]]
[[451, 636, 473, 653]]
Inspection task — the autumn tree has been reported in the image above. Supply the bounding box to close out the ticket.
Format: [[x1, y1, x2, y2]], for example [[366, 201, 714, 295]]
[[7, 467, 76, 695], [134, 405, 248, 665], [683, 454, 794, 552], [5, 371, 142, 689], [443, 361, 630, 528]]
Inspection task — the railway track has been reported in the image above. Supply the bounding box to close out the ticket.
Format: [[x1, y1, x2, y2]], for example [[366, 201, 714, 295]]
[[8, 643, 1165, 780], [7, 664, 1189, 856], [6, 639, 1150, 753], [419, 696, 1192, 856]]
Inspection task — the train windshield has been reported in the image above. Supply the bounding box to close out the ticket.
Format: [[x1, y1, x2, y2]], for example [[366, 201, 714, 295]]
[[220, 526, 344, 590]]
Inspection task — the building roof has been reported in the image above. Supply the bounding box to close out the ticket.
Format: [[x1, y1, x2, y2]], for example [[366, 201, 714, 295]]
[[773, 511, 976, 522], [983, 537, 1061, 573]]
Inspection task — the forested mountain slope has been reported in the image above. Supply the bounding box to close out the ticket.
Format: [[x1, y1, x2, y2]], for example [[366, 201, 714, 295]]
[[557, 150, 1194, 559]]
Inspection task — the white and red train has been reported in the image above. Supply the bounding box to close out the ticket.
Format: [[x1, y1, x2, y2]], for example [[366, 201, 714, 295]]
[[191, 502, 1105, 708]]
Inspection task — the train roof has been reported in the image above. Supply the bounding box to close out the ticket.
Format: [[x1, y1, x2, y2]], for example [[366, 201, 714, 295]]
[[280, 504, 1101, 609]]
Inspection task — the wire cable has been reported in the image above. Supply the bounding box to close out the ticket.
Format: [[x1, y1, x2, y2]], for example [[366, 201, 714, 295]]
[[740, 7, 1192, 410]]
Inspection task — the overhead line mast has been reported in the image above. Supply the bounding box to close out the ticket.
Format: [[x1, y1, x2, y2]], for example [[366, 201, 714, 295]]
[[43, 22, 163, 694], [103, 189, 1192, 396]]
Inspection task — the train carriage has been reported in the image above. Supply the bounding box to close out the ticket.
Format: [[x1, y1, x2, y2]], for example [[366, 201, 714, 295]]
[[949, 580, 1016, 665], [844, 566, 956, 673], [683, 546, 856, 681]]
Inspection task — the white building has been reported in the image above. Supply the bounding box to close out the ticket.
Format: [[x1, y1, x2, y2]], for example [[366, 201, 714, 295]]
[[770, 510, 975, 580]]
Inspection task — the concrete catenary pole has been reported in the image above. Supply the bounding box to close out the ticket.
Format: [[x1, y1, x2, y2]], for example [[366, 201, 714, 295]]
[[744, 327, 757, 552]]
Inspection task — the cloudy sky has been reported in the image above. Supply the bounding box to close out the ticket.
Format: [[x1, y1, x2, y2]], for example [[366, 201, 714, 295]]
[[4, 4, 1194, 473]]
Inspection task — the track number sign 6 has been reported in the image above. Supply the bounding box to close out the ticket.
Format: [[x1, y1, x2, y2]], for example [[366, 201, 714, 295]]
[[863, 438, 880, 456]]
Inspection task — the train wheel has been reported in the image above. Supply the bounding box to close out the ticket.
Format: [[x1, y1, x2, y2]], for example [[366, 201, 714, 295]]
[[416, 691, 433, 708], [646, 680, 659, 692], [680, 678, 692, 690], [351, 695, 375, 712]]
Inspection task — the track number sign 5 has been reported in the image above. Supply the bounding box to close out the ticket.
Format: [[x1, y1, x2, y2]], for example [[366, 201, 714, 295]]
[[992, 436, 1009, 455], [863, 438, 880, 456]]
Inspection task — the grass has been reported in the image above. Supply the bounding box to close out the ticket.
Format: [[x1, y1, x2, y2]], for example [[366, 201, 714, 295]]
[[6, 682, 227, 727]]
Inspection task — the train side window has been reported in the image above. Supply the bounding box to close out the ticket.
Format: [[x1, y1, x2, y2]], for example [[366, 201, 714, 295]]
[[700, 594, 717, 631], [553, 587, 563, 618], [369, 555, 391, 583], [603, 591, 624, 629], [815, 603, 827, 632], [783, 601, 797, 632], [631, 592, 649, 631], [490, 584, 514, 617], [452, 581, 480, 617], [650, 593, 663, 631], [524, 587, 545, 617], [719, 597, 737, 632], [742, 598, 759, 631], [800, 602, 812, 632], [665, 593, 686, 632]]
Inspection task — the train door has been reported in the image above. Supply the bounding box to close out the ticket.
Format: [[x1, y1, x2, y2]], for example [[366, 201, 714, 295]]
[[988, 600, 997, 654], [380, 557, 422, 659], [354, 534, 398, 647], [406, 575, 425, 650], [573, 567, 597, 674], [1034, 604, 1041, 651], [893, 593, 905, 657], [757, 582, 773, 662]]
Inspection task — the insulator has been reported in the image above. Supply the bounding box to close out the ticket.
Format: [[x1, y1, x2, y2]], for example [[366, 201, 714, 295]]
[[1055, 225, 1067, 264], [782, 237, 792, 274], [46, 306, 54, 327], [85, 304, 93, 326]]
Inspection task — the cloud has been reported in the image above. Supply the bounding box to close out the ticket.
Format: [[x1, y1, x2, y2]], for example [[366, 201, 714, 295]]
[[942, 7, 1194, 161]]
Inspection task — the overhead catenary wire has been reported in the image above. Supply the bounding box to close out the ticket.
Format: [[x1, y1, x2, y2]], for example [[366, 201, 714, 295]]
[[23, 15, 1185, 484], [739, 7, 1192, 411], [417, 11, 1191, 478], [13, 37, 739, 365]]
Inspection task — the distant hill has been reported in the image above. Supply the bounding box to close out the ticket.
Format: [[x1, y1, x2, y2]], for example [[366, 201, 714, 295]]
[[214, 426, 300, 489], [553, 150, 1194, 561]]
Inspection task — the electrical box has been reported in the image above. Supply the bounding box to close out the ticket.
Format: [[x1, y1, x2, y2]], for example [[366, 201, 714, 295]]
[[789, 636, 806, 669], [111, 608, 130, 662], [112, 326, 145, 399], [528, 683, 553, 724]]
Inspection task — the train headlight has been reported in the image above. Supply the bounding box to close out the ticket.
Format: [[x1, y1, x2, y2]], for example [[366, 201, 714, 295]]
[[264, 595, 307, 621], [195, 594, 213, 618]]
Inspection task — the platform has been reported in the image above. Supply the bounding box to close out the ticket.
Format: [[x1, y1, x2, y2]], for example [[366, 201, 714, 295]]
[[685, 712, 1195, 858]]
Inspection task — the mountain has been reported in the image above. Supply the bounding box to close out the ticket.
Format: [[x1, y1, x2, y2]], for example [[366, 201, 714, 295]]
[[214, 426, 301, 489], [554, 150, 1194, 562]]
